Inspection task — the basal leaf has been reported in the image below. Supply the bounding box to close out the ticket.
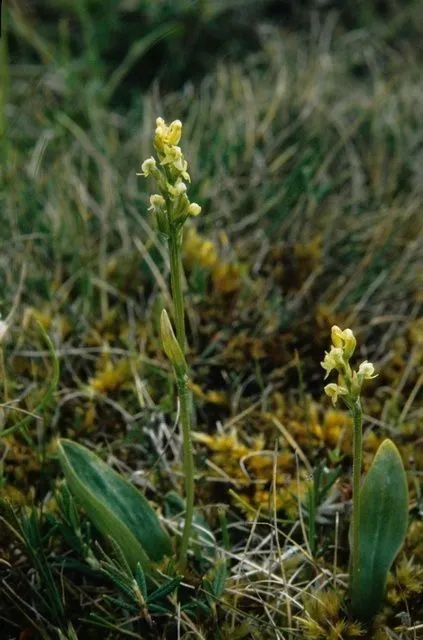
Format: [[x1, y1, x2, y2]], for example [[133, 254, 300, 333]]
[[57, 439, 172, 570], [352, 439, 408, 620]]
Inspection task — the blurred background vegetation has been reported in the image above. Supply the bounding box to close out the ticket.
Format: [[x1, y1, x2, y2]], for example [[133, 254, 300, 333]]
[[3, 0, 422, 334], [5, 0, 423, 106]]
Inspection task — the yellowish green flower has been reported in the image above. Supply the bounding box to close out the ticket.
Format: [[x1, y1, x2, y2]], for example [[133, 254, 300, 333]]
[[168, 179, 187, 198], [324, 382, 348, 406], [321, 326, 377, 405], [148, 194, 165, 211], [140, 116, 200, 232], [321, 346, 344, 379], [331, 325, 356, 358], [139, 156, 157, 177], [159, 145, 190, 181], [166, 119, 182, 145], [154, 117, 182, 149], [357, 360, 377, 379]]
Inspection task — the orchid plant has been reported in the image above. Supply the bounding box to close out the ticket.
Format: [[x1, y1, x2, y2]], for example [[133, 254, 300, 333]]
[[322, 326, 408, 621]]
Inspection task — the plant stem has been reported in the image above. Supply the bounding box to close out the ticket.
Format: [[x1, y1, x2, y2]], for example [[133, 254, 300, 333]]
[[177, 375, 195, 566], [168, 232, 186, 350], [351, 399, 363, 603], [168, 228, 194, 567]]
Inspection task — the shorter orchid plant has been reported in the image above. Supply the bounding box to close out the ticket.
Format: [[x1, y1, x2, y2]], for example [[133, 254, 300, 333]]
[[322, 326, 408, 621]]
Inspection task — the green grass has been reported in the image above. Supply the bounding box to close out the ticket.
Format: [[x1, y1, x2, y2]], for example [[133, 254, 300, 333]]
[[1, 2, 423, 638]]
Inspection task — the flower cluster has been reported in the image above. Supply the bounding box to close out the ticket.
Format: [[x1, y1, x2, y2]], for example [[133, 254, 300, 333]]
[[138, 117, 201, 235], [321, 325, 377, 406]]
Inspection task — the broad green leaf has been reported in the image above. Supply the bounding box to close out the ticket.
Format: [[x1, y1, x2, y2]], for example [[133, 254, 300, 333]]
[[57, 439, 172, 570], [352, 439, 408, 620]]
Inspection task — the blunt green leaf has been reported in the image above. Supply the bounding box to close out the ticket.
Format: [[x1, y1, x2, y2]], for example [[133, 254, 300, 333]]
[[351, 438, 408, 621], [57, 439, 172, 570]]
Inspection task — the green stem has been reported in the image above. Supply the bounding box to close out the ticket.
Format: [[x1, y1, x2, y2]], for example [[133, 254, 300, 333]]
[[168, 228, 194, 568], [177, 376, 194, 566], [168, 231, 186, 350], [351, 399, 363, 603]]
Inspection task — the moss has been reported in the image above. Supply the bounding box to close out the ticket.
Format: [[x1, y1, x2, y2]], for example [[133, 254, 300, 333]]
[[87, 356, 132, 395], [299, 590, 364, 639], [386, 557, 423, 606], [406, 521, 423, 562]]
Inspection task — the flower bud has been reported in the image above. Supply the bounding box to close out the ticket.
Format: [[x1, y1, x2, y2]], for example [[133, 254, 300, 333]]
[[160, 309, 186, 373], [154, 117, 168, 151], [167, 120, 182, 145], [187, 202, 201, 217], [331, 325, 356, 359], [341, 328, 356, 359], [331, 325, 344, 348]]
